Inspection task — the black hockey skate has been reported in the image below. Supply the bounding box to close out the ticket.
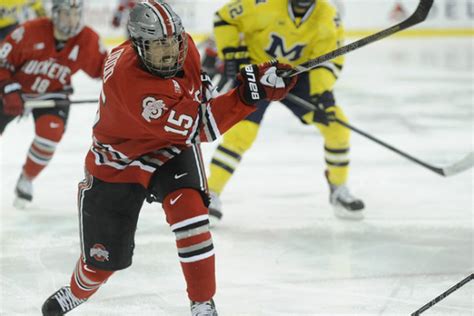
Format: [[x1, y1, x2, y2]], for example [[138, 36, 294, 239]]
[[325, 171, 365, 220], [42, 286, 86, 316], [208, 191, 223, 226], [191, 299, 218, 316]]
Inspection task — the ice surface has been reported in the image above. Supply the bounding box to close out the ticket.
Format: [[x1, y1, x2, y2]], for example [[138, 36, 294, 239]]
[[1, 38, 472, 315]]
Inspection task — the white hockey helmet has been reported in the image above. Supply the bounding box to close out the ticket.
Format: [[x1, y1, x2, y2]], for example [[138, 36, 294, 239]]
[[51, 0, 84, 40], [127, 0, 188, 78]]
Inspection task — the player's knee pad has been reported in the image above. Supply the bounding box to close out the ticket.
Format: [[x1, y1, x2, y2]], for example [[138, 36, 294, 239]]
[[309, 68, 338, 96], [70, 258, 114, 299], [34, 114, 65, 142], [163, 188, 209, 226], [221, 120, 260, 155], [163, 188, 214, 263], [317, 106, 351, 148], [25, 115, 65, 171], [147, 145, 209, 205]]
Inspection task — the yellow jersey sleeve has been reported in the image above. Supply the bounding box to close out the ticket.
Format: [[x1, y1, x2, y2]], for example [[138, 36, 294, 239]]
[[213, 0, 346, 95], [213, 0, 259, 59]]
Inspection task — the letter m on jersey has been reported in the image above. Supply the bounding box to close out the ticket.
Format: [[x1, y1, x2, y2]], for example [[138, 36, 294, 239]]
[[265, 33, 305, 62]]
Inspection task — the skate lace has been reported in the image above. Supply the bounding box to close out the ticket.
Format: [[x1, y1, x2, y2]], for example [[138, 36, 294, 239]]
[[54, 287, 85, 312], [332, 185, 356, 203], [208, 192, 222, 211], [191, 301, 216, 316], [16, 175, 33, 195]]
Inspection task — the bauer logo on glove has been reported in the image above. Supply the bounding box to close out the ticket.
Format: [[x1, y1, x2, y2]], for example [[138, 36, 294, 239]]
[[237, 61, 297, 105], [242, 65, 260, 101]]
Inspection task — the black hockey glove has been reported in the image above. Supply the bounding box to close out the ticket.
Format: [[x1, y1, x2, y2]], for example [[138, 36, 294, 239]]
[[309, 92, 337, 126], [216, 46, 250, 93], [222, 46, 250, 79]]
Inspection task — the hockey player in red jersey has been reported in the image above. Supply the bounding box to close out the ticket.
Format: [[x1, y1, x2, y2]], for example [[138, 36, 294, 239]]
[[111, 0, 138, 30], [41, 1, 296, 315], [0, 0, 107, 208]]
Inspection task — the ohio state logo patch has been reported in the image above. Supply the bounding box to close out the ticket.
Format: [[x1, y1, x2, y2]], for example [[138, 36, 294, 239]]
[[141, 96, 168, 122], [90, 243, 109, 262]]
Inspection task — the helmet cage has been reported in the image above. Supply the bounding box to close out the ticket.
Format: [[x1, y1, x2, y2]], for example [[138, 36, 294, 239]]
[[133, 32, 188, 78], [51, 0, 84, 39]]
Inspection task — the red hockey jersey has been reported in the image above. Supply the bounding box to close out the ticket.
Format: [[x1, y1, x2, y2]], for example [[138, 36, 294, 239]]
[[0, 18, 106, 93], [85, 35, 255, 188]]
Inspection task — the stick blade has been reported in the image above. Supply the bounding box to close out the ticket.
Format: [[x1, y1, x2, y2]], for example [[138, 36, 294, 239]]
[[442, 152, 474, 177]]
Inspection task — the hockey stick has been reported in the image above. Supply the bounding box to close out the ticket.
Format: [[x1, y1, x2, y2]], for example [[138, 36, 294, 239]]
[[279, 0, 434, 78], [24, 99, 99, 109], [285, 93, 474, 177], [214, 1, 434, 92], [411, 274, 473, 315]]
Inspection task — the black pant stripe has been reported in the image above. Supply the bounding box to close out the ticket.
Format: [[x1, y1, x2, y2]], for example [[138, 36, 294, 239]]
[[217, 145, 242, 161], [324, 146, 350, 154], [325, 159, 350, 167], [211, 158, 235, 174]]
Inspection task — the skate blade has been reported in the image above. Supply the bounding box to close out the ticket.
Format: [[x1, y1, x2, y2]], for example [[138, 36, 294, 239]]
[[13, 197, 31, 210], [333, 205, 364, 221]]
